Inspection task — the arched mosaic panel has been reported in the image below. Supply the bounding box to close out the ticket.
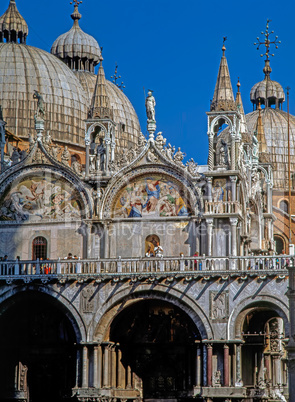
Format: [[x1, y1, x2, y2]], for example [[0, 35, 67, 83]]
[[112, 174, 192, 219], [0, 172, 82, 222]]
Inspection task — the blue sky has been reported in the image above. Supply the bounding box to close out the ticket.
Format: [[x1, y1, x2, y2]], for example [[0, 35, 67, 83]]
[[10, 0, 295, 165]]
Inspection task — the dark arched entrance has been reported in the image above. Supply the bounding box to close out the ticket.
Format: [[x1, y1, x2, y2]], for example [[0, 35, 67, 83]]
[[110, 299, 202, 400], [0, 291, 77, 402], [241, 307, 287, 388]]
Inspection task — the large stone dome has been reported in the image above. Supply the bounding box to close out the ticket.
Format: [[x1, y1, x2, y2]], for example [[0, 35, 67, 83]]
[[246, 108, 295, 189], [0, 43, 88, 146]]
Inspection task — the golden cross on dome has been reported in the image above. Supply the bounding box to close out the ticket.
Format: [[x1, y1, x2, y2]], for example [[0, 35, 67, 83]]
[[254, 19, 281, 60]]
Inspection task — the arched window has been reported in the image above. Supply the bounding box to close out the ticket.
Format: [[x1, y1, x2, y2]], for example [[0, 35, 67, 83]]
[[32, 236, 47, 260], [274, 236, 285, 255], [279, 200, 288, 214]]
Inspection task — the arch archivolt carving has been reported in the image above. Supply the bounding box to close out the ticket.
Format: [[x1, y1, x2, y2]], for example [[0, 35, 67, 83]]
[[100, 165, 203, 219], [0, 285, 86, 342], [90, 284, 213, 342], [228, 294, 289, 340]]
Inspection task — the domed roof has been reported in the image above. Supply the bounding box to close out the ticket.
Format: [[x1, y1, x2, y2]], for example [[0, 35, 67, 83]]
[[250, 78, 285, 107], [51, 2, 102, 73], [0, 0, 28, 44], [0, 43, 88, 145], [75, 71, 142, 154], [250, 60, 285, 108], [246, 108, 295, 189]]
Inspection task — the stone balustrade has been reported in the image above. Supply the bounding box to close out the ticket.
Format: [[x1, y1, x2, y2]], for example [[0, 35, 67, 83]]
[[0, 255, 290, 278], [205, 200, 241, 214]]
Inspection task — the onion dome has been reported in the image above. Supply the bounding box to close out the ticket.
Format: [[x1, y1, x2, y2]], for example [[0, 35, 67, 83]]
[[51, 1, 102, 73], [210, 43, 236, 112], [0, 0, 28, 44], [250, 60, 285, 109]]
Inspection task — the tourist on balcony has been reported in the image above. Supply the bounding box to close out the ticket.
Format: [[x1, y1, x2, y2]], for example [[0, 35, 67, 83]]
[[154, 242, 163, 257], [193, 251, 199, 270]]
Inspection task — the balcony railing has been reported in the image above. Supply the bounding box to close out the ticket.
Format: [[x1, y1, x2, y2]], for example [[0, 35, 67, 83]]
[[0, 255, 290, 278], [205, 201, 241, 214]]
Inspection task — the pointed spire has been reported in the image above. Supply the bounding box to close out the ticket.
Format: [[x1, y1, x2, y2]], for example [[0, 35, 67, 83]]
[[256, 100, 268, 154], [90, 62, 113, 119], [0, 0, 28, 43], [235, 78, 248, 136], [210, 41, 236, 112]]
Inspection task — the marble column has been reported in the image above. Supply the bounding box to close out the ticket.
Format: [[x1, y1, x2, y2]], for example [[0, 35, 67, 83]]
[[118, 348, 125, 388], [229, 176, 237, 202], [126, 365, 132, 389], [208, 133, 214, 171], [224, 344, 229, 386], [82, 345, 88, 388], [230, 133, 236, 170], [206, 219, 213, 257], [207, 177, 213, 202], [195, 347, 201, 386], [232, 344, 236, 386], [103, 344, 110, 387], [93, 345, 99, 388], [207, 344, 213, 386], [85, 140, 90, 177], [230, 218, 238, 258], [97, 344, 102, 388], [236, 344, 242, 384], [75, 348, 81, 388]]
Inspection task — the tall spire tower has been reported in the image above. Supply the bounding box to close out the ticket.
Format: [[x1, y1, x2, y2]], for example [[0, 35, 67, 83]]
[[210, 38, 236, 112]]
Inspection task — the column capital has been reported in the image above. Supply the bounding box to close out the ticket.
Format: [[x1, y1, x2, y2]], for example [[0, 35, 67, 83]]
[[229, 217, 238, 226], [206, 218, 214, 226], [229, 175, 238, 183]]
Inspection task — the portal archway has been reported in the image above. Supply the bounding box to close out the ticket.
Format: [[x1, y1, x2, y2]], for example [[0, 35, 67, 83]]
[[0, 291, 78, 402], [109, 299, 203, 400]]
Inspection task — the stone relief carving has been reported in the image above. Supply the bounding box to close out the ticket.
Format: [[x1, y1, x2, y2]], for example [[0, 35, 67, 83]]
[[210, 291, 228, 321], [81, 287, 95, 313]]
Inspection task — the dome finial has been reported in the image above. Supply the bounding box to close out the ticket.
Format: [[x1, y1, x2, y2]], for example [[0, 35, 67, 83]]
[[70, 0, 82, 24], [222, 36, 227, 56], [237, 77, 241, 93], [254, 19, 281, 78]]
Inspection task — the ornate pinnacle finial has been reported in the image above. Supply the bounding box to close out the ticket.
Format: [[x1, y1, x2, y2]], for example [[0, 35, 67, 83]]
[[254, 19, 281, 60], [237, 77, 241, 92], [111, 65, 125, 91], [222, 36, 227, 56], [70, 0, 82, 22]]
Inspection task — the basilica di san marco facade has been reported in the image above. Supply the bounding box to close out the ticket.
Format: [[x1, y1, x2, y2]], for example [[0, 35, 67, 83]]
[[0, 1, 295, 402]]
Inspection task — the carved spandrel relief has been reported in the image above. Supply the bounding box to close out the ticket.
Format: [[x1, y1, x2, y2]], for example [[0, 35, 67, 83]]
[[209, 291, 229, 322], [81, 287, 95, 313]]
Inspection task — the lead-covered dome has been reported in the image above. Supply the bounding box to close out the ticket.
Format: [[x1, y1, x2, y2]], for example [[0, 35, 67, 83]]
[[246, 108, 295, 189], [51, 2, 102, 73], [0, 43, 88, 145]]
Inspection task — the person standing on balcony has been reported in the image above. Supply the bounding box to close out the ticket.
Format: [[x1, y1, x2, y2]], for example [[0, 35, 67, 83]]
[[154, 242, 163, 257]]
